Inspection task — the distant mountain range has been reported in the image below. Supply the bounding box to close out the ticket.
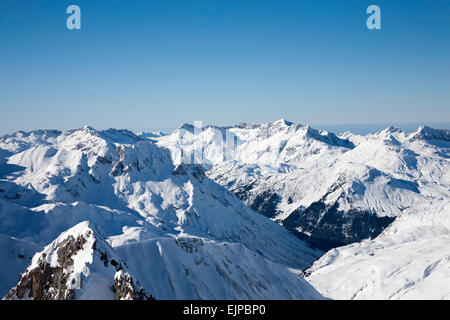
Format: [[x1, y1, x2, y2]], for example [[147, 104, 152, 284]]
[[1, 120, 448, 299]]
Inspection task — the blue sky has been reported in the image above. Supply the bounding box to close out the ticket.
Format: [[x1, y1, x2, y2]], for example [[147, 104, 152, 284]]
[[0, 0, 449, 134]]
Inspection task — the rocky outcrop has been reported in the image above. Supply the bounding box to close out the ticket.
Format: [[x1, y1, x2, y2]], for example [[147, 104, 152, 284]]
[[4, 221, 153, 300], [5, 261, 74, 300], [113, 270, 153, 300]]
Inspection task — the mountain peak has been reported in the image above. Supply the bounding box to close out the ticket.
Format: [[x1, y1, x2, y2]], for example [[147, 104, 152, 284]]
[[4, 221, 151, 300], [410, 126, 450, 143], [272, 119, 294, 127], [383, 126, 402, 134], [81, 125, 96, 133]]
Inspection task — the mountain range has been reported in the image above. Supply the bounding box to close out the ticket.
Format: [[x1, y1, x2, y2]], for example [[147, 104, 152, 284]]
[[0, 120, 448, 299], [0, 124, 321, 299]]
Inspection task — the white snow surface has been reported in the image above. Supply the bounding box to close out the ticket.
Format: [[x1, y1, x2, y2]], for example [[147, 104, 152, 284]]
[[306, 208, 450, 299], [116, 236, 323, 299]]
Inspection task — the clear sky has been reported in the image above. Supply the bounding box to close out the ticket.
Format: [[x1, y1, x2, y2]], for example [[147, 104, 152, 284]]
[[0, 0, 449, 134]]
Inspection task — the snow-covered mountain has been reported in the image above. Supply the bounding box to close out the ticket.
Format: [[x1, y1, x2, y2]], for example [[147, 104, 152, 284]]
[[5, 221, 151, 300], [157, 120, 449, 251], [0, 126, 322, 299], [2, 120, 448, 300], [156, 119, 449, 299]]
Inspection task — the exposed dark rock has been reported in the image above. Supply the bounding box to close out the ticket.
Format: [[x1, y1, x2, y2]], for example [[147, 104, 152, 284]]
[[110, 146, 126, 176], [5, 261, 74, 300], [4, 223, 155, 300], [191, 165, 205, 182], [234, 182, 282, 219], [172, 164, 205, 182], [56, 234, 88, 270], [175, 237, 204, 254], [89, 173, 100, 184], [110, 259, 119, 268], [248, 191, 281, 219], [283, 199, 395, 251], [96, 155, 113, 164], [234, 181, 257, 202], [112, 271, 154, 300], [111, 161, 124, 177], [171, 165, 187, 176]]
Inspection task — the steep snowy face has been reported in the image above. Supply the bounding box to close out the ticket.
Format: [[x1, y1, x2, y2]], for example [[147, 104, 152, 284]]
[[4, 221, 151, 300], [0, 126, 322, 299], [115, 236, 324, 300], [159, 121, 449, 250], [0, 234, 40, 298], [408, 126, 450, 146], [306, 201, 450, 300]]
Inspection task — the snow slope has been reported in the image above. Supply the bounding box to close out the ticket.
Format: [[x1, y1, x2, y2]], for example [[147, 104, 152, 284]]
[[306, 202, 450, 299], [0, 234, 40, 298], [116, 236, 323, 299]]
